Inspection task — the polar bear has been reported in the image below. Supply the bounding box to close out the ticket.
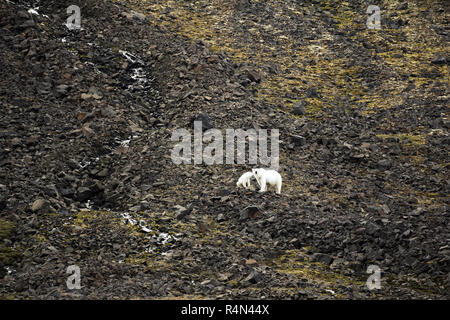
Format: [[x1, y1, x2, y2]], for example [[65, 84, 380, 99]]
[[236, 171, 254, 189], [252, 168, 282, 194]]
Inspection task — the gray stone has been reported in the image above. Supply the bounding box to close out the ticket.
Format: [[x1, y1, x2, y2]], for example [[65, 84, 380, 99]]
[[310, 253, 334, 265], [55, 84, 69, 95], [244, 270, 262, 284], [31, 199, 49, 213], [431, 54, 447, 65], [291, 102, 306, 115], [174, 205, 192, 219], [291, 135, 306, 146], [378, 159, 391, 170]]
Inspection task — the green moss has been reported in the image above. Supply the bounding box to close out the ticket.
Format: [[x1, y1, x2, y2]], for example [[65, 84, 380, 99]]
[[73, 210, 118, 227], [228, 279, 240, 288], [124, 0, 447, 121], [0, 219, 20, 266], [0, 219, 15, 239], [42, 212, 59, 218], [154, 294, 206, 300], [125, 253, 177, 272], [376, 133, 426, 146], [384, 274, 445, 296], [266, 249, 365, 288], [0, 246, 21, 265], [33, 234, 48, 243]]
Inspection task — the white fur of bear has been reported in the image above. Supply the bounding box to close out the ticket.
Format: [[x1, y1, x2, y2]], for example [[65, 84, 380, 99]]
[[236, 171, 254, 189], [252, 168, 282, 194]]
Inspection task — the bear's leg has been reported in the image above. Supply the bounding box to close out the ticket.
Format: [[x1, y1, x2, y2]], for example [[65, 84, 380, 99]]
[[276, 180, 281, 194], [259, 177, 266, 192]]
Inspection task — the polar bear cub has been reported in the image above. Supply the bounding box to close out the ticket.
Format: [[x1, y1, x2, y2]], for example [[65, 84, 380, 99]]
[[236, 171, 254, 189], [252, 168, 282, 194]]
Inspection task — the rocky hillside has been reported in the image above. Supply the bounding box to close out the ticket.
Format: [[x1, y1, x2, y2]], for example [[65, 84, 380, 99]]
[[0, 0, 448, 299]]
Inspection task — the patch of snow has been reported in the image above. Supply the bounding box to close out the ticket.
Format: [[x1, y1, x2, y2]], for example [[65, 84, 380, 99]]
[[325, 289, 336, 295], [120, 212, 137, 226], [119, 50, 143, 64], [27, 7, 49, 19], [155, 232, 177, 245], [5, 266, 15, 275], [28, 8, 39, 15]]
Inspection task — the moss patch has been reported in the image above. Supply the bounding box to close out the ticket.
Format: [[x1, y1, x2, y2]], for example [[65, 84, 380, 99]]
[[0, 219, 20, 270], [0, 219, 15, 239], [376, 133, 426, 146], [265, 249, 365, 289]]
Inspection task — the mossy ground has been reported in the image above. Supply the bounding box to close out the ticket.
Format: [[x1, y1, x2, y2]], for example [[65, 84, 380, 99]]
[[118, 0, 448, 209], [0, 219, 20, 267], [0, 219, 15, 239], [109, 0, 448, 297], [119, 0, 447, 119], [264, 249, 366, 297], [1, 0, 447, 299]]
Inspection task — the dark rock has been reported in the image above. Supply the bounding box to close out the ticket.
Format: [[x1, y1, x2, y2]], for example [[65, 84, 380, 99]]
[[174, 205, 193, 220], [289, 238, 302, 248], [31, 199, 50, 213], [291, 135, 306, 146], [445, 273, 450, 292], [310, 253, 334, 265], [17, 11, 30, 19], [121, 10, 147, 22], [305, 87, 319, 98], [192, 112, 213, 131], [378, 159, 391, 170], [431, 54, 447, 65], [19, 19, 36, 29], [0, 198, 6, 211], [129, 205, 141, 212], [240, 206, 260, 220], [291, 102, 306, 115], [140, 201, 150, 210], [397, 3, 408, 10], [76, 184, 102, 202], [244, 270, 262, 284], [243, 69, 261, 83], [409, 207, 424, 216], [55, 84, 69, 96], [402, 229, 412, 238]]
